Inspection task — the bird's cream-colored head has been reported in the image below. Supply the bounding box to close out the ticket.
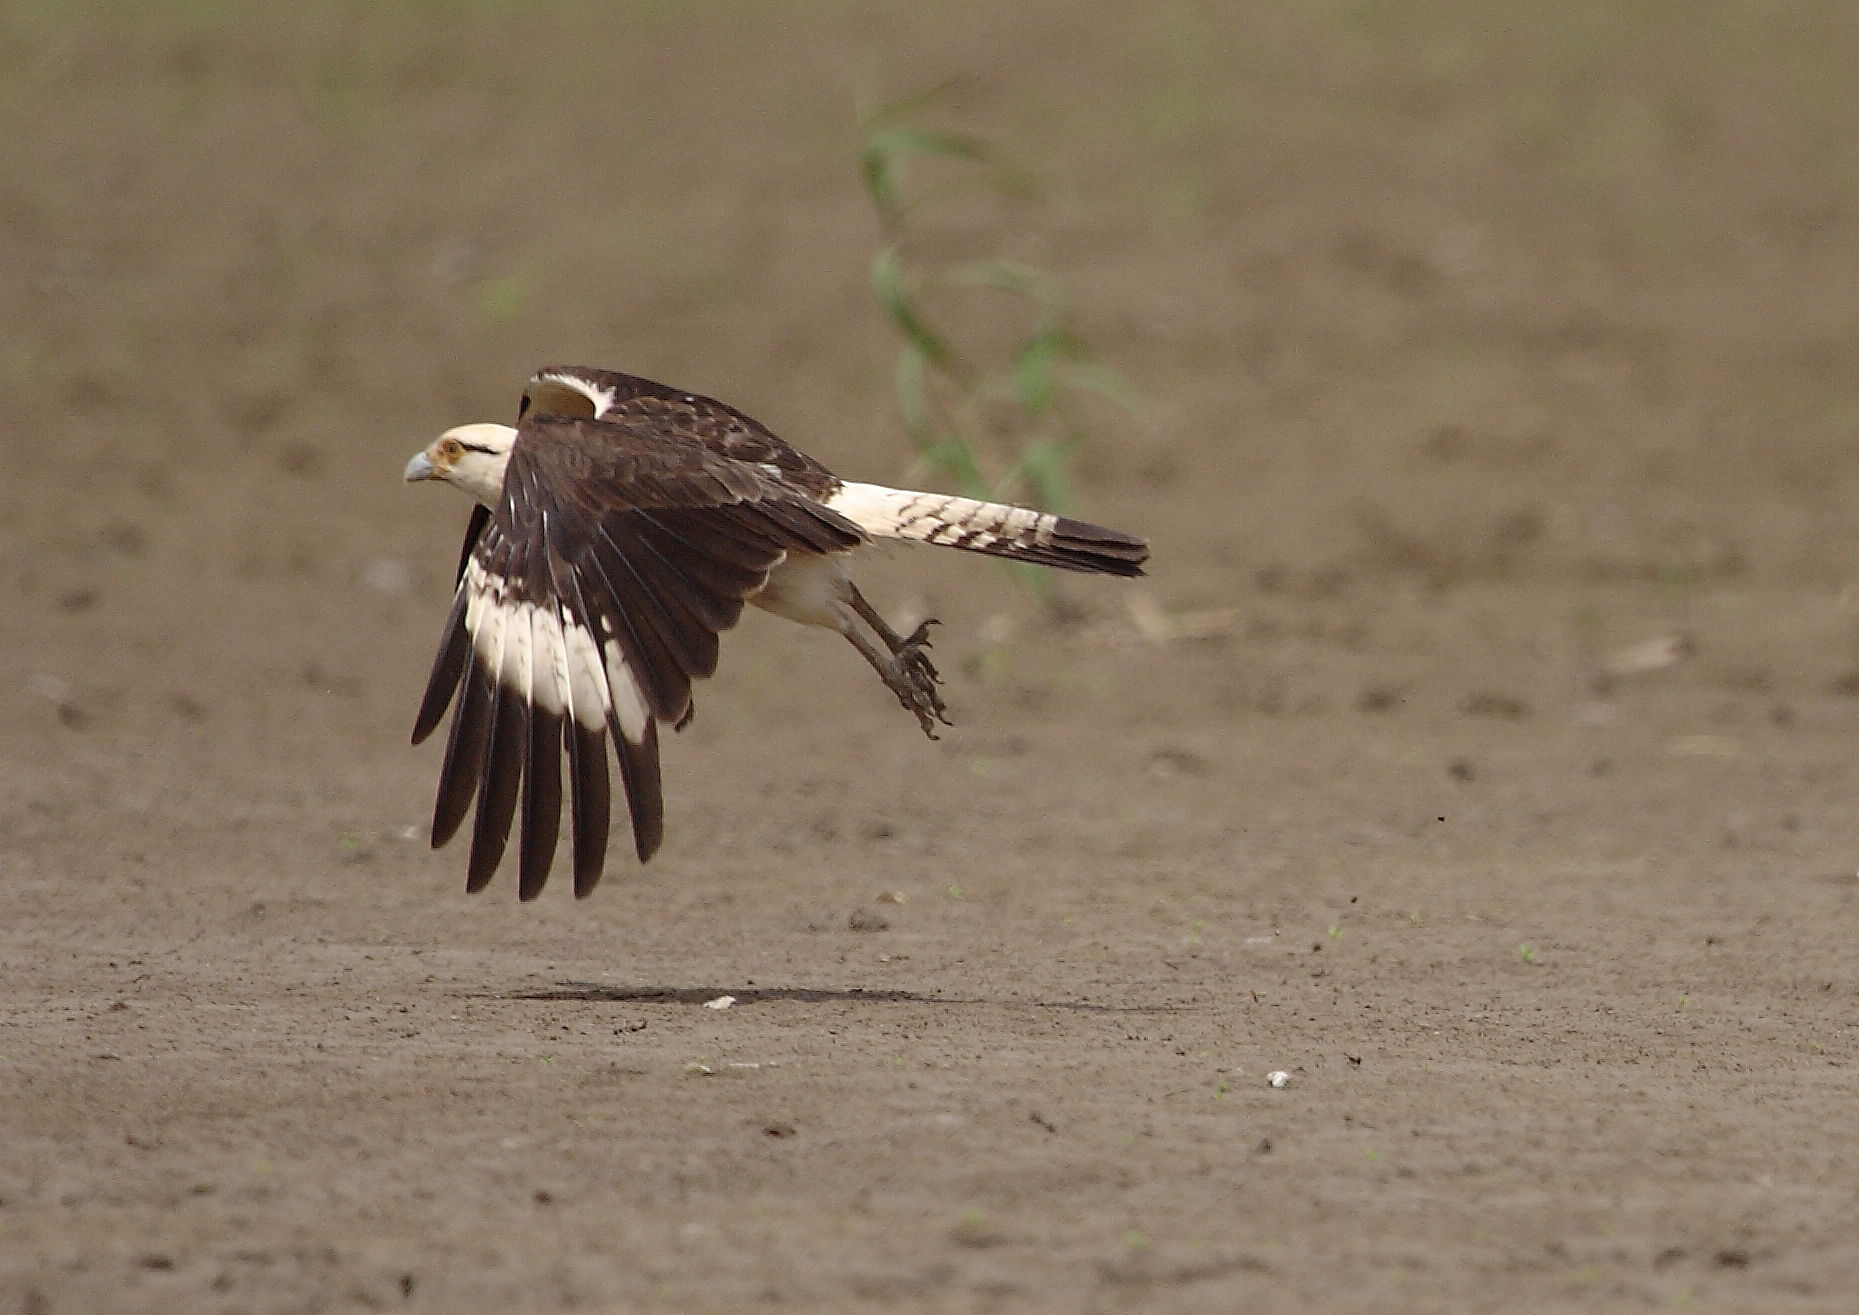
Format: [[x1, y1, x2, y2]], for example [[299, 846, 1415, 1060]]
[[404, 423, 517, 509]]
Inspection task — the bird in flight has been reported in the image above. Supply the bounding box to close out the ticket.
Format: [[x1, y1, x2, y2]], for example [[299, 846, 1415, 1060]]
[[405, 365, 1148, 899]]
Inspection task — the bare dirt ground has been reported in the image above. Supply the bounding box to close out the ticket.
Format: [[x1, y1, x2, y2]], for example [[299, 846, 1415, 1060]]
[[5, 3, 1859, 1311]]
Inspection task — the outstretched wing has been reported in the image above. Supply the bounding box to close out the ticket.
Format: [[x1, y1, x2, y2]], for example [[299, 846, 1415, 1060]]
[[412, 414, 864, 899]]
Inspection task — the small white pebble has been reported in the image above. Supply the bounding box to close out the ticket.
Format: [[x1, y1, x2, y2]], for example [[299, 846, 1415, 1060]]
[[1266, 1070, 1292, 1089], [702, 995, 736, 1010], [683, 1061, 714, 1076]]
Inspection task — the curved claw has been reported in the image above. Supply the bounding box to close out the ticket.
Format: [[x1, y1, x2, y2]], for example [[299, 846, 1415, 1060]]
[[890, 620, 950, 739]]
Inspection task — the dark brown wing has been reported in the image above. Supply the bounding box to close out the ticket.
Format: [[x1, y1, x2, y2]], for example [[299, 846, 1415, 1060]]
[[412, 414, 863, 899], [519, 365, 841, 500]]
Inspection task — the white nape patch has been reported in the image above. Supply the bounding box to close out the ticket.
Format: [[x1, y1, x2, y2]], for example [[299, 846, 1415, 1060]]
[[601, 640, 651, 744], [823, 481, 1056, 548], [538, 371, 617, 419]]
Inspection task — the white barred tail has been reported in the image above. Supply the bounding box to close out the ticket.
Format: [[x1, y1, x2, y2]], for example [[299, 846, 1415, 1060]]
[[824, 482, 1147, 577]]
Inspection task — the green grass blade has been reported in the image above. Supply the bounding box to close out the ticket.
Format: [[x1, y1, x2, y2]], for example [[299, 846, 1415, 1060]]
[[1059, 359, 1144, 414], [870, 246, 955, 368], [894, 343, 935, 444]]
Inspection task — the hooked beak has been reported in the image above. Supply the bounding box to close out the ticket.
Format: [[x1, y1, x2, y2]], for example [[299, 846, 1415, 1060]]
[[404, 451, 437, 483]]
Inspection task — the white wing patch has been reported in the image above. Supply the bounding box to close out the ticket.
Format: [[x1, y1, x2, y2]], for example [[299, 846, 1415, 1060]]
[[558, 604, 608, 732], [500, 590, 532, 702], [541, 599, 573, 722], [463, 556, 504, 696], [464, 555, 649, 742], [601, 640, 651, 743]]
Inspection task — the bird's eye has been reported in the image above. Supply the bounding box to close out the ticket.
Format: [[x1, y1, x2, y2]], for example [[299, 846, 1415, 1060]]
[[439, 439, 465, 462]]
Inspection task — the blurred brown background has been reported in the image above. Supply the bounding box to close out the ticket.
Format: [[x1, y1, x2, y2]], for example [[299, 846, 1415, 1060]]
[[5, 3, 1859, 1311]]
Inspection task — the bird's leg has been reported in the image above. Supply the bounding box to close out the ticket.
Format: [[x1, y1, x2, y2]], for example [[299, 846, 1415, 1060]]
[[840, 625, 949, 738], [845, 583, 938, 665], [840, 583, 950, 738]]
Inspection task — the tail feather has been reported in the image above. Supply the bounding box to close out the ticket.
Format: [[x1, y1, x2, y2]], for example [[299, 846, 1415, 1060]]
[[824, 482, 1148, 578]]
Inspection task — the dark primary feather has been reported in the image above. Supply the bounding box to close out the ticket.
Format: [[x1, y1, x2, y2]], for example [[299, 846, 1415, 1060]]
[[454, 504, 490, 585], [509, 491, 564, 901], [431, 657, 492, 847], [464, 519, 527, 893], [611, 718, 663, 868], [467, 679, 526, 893], [564, 721, 610, 894], [544, 528, 613, 891], [410, 504, 493, 747], [411, 584, 471, 746], [518, 703, 563, 901], [557, 543, 662, 867], [588, 517, 727, 692]]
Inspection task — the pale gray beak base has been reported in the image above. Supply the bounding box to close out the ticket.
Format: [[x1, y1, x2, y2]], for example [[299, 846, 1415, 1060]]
[[404, 452, 436, 483]]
